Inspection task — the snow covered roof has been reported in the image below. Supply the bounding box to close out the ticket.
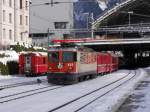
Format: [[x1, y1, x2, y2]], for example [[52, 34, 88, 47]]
[[0, 50, 19, 64], [20, 52, 47, 56]]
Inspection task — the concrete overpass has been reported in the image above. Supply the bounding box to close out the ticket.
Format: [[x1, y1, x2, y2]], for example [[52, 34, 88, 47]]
[[74, 38, 150, 51], [93, 0, 150, 68]]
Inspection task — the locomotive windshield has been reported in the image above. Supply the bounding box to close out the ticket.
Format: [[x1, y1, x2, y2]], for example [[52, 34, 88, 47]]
[[62, 52, 77, 62], [48, 52, 59, 62]]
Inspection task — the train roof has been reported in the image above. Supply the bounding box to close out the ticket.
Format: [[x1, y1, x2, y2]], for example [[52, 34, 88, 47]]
[[48, 47, 77, 52], [20, 52, 47, 56], [48, 46, 95, 52]]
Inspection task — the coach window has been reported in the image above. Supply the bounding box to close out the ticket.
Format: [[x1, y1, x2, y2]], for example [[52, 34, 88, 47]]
[[62, 52, 77, 62]]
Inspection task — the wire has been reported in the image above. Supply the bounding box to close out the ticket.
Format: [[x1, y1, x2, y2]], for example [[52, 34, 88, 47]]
[[30, 13, 51, 22], [120, 11, 150, 18], [30, 27, 46, 32]]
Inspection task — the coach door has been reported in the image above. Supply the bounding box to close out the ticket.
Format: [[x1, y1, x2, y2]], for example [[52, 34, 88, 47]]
[[25, 54, 31, 72]]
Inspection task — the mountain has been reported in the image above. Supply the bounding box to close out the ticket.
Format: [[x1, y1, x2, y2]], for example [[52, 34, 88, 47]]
[[74, 0, 122, 28]]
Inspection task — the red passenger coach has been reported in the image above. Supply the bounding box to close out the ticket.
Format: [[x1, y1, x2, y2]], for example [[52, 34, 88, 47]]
[[19, 52, 48, 76], [97, 53, 109, 74], [109, 54, 119, 72], [97, 53, 118, 74]]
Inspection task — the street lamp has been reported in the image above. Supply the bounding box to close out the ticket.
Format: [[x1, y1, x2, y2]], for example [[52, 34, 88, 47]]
[[128, 11, 133, 26], [91, 13, 94, 39], [83, 13, 90, 29], [84, 12, 94, 39]]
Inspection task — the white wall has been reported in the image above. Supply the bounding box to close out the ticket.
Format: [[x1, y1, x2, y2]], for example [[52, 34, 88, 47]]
[[30, 0, 74, 47], [30, 0, 73, 34], [0, 0, 30, 47]]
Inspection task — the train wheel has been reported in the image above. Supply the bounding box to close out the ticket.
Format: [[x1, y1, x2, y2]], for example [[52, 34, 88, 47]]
[[82, 76, 87, 81], [89, 75, 93, 79], [90, 74, 97, 79], [78, 77, 83, 82], [101, 72, 104, 76], [74, 77, 79, 84], [26, 74, 30, 77]]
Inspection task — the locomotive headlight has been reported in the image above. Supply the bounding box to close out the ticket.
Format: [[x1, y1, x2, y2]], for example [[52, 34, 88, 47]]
[[68, 66, 73, 70], [57, 63, 63, 69], [48, 67, 51, 70], [68, 63, 73, 70]]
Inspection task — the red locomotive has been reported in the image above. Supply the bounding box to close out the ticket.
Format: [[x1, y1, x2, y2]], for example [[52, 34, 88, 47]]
[[19, 52, 48, 76], [47, 47, 119, 84]]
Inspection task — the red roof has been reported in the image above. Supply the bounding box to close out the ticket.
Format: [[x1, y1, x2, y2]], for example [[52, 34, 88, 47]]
[[51, 38, 93, 43]]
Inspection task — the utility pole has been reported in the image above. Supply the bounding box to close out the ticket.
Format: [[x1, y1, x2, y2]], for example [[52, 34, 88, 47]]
[[51, 0, 54, 6], [47, 28, 50, 48], [91, 13, 94, 39], [128, 11, 133, 26]]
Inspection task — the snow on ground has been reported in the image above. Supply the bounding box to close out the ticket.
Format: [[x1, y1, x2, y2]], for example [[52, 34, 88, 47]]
[[0, 75, 15, 80], [116, 69, 150, 112], [0, 69, 146, 112], [0, 70, 127, 112], [0, 82, 50, 98], [0, 75, 47, 86], [80, 69, 147, 112]]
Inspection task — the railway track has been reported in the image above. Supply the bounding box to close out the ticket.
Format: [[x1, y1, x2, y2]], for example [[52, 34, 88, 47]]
[[48, 70, 137, 112], [0, 78, 47, 90], [0, 85, 64, 103]]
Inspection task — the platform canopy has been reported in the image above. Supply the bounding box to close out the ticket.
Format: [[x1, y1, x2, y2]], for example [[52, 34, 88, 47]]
[[94, 0, 150, 28]]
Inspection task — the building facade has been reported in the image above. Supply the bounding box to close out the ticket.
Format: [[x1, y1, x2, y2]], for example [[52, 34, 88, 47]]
[[0, 0, 30, 47], [30, 0, 74, 47]]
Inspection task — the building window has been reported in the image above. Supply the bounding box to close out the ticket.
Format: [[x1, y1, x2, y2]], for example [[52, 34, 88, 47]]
[[54, 22, 68, 29], [9, 13, 12, 23], [3, 0, 5, 5], [20, 0, 23, 9], [20, 15, 23, 25], [26, 1, 28, 10], [3, 10, 6, 22], [3, 28, 6, 39], [25, 16, 28, 25], [9, 0, 12, 7], [29, 33, 48, 37], [9, 30, 12, 40], [41, 43, 43, 47]]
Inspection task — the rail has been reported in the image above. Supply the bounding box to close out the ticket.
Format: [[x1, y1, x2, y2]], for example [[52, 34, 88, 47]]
[[48, 70, 135, 112]]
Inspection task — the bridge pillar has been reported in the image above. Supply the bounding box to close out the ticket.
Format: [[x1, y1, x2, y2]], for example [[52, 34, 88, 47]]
[[136, 51, 150, 67], [123, 50, 137, 69]]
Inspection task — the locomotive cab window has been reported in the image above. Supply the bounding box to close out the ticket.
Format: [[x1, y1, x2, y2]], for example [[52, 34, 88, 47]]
[[48, 52, 59, 62], [62, 52, 77, 62]]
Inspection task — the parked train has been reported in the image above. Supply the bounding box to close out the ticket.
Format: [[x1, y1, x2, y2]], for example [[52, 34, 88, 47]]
[[19, 52, 48, 76], [47, 47, 119, 84]]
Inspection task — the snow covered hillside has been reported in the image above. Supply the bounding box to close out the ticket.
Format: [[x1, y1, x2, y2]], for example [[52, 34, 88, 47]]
[[74, 0, 125, 28], [0, 51, 19, 64]]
